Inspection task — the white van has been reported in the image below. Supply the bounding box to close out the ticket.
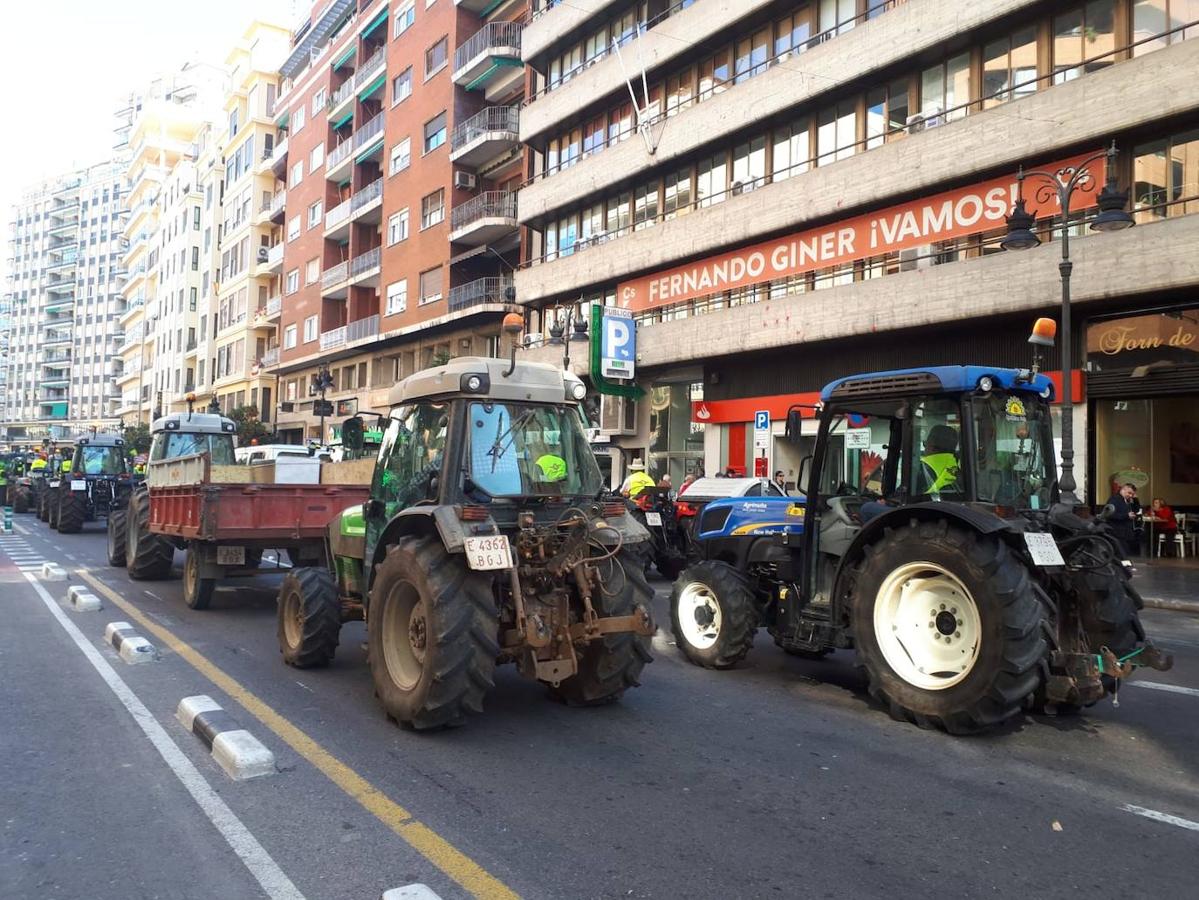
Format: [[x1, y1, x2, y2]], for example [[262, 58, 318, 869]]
[[235, 444, 315, 465]]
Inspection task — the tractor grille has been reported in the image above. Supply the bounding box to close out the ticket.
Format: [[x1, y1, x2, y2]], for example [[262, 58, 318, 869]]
[[828, 372, 942, 399], [700, 505, 732, 535]]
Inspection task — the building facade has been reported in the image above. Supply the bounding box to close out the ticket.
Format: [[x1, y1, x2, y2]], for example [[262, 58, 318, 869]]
[[1, 161, 129, 445], [515, 0, 1199, 504], [267, 0, 525, 443]]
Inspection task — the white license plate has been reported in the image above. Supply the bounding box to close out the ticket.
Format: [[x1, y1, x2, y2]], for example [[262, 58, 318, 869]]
[[70, 480, 87, 491], [645, 512, 663, 527], [1023, 532, 1065, 567], [463, 535, 512, 571], [49, 480, 60, 488], [217, 545, 246, 566]]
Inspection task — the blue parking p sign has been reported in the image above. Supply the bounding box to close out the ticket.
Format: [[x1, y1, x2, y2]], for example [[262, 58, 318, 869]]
[[754, 411, 769, 431], [600, 307, 635, 379]]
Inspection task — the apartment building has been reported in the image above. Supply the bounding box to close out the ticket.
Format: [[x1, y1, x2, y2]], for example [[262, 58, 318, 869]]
[[268, 0, 524, 443], [116, 64, 226, 426], [1, 161, 129, 446], [191, 122, 227, 411], [515, 0, 1199, 504]]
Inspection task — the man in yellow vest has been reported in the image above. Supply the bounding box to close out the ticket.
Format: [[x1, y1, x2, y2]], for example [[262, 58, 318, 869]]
[[920, 424, 961, 495], [30, 455, 47, 474], [621, 459, 655, 499]]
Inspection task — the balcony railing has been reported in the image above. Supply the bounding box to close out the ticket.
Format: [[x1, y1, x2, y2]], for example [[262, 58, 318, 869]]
[[448, 275, 515, 312], [350, 246, 381, 278], [319, 325, 347, 350], [267, 243, 285, 266], [347, 314, 379, 343], [355, 46, 386, 90], [330, 77, 355, 109], [454, 22, 523, 74], [265, 295, 282, 317], [327, 112, 384, 168], [321, 260, 349, 289], [261, 347, 279, 367], [350, 177, 383, 215], [451, 107, 520, 153], [451, 191, 516, 232], [270, 136, 289, 168], [269, 190, 287, 219], [325, 196, 351, 230]]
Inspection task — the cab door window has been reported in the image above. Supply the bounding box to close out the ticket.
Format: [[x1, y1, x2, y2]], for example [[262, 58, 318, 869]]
[[373, 402, 449, 511], [908, 397, 965, 498]]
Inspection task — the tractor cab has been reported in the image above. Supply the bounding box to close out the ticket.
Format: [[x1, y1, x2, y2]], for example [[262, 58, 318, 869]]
[[148, 412, 238, 465]]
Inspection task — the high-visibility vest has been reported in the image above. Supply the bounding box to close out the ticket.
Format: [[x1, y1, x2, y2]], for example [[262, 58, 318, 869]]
[[30, 459, 46, 471], [535, 454, 567, 482], [922, 452, 960, 493], [626, 471, 655, 498]]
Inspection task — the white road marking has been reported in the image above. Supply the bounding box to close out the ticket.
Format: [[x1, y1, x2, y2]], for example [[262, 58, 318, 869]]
[[20, 572, 305, 900], [1122, 804, 1199, 832], [1128, 681, 1199, 698], [144, 591, 162, 601]]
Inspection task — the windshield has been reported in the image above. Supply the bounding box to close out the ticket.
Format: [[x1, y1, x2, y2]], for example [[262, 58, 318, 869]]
[[79, 446, 125, 475], [150, 432, 237, 466], [466, 401, 603, 498], [973, 391, 1055, 510]]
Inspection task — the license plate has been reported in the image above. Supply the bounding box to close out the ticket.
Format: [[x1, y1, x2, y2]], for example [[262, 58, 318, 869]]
[[645, 512, 663, 527], [1023, 532, 1065, 567], [49, 480, 60, 488], [217, 545, 246, 566], [70, 480, 87, 491], [463, 535, 512, 571]]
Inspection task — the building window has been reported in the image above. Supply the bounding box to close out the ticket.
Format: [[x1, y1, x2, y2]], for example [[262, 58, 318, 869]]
[[303, 315, 318, 343], [731, 135, 766, 192], [312, 88, 327, 115], [695, 153, 727, 208], [425, 37, 448, 78], [293, 105, 305, 132], [386, 279, 408, 315], [423, 112, 447, 153], [920, 52, 971, 122], [419, 267, 442, 305], [310, 142, 325, 170], [307, 200, 322, 229], [394, 2, 415, 37], [982, 27, 1038, 109], [1133, 0, 1199, 56], [420, 189, 444, 229], [191, 246, 200, 270], [305, 257, 320, 285], [392, 67, 412, 105], [1133, 128, 1199, 222], [389, 137, 411, 176], [816, 100, 857, 165], [285, 269, 299, 294], [283, 324, 297, 349], [1053, 1, 1116, 83], [287, 215, 301, 241], [387, 208, 409, 245], [632, 183, 658, 231], [289, 160, 303, 188], [772, 117, 811, 181]]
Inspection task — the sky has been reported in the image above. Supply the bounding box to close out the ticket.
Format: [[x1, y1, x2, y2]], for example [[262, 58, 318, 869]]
[[0, 0, 301, 286]]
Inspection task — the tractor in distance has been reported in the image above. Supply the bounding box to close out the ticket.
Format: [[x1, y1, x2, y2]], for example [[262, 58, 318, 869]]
[[671, 318, 1172, 734], [274, 342, 655, 730], [52, 432, 131, 534]]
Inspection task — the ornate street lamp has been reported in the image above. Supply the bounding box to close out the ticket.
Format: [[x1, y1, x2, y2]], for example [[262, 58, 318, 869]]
[[1003, 141, 1134, 506]]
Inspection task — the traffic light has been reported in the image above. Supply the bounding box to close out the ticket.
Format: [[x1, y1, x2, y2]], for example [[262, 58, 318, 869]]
[[312, 400, 335, 418]]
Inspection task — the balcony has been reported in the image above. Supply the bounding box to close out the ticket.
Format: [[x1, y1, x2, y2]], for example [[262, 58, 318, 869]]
[[328, 77, 356, 123], [42, 331, 73, 347], [43, 300, 74, 315], [270, 135, 289, 177], [448, 275, 515, 313], [449, 106, 520, 169], [261, 346, 279, 368], [319, 325, 347, 351], [44, 279, 76, 296], [119, 297, 145, 324], [349, 177, 384, 224], [355, 46, 386, 93], [449, 191, 517, 246], [452, 22, 523, 93], [269, 190, 287, 223], [263, 242, 285, 273], [326, 112, 384, 182], [264, 295, 282, 321], [347, 313, 379, 344], [45, 252, 78, 273], [348, 246, 381, 288], [320, 260, 350, 298], [324, 196, 352, 240]]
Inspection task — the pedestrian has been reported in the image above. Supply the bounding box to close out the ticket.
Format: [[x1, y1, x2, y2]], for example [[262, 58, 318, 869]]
[[773, 470, 787, 494], [724, 467, 737, 478], [620, 459, 655, 499], [1105, 483, 1138, 557], [680, 472, 697, 494]]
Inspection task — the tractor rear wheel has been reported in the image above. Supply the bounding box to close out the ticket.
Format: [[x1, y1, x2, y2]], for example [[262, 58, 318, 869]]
[[550, 542, 654, 706], [37, 488, 50, 522], [107, 503, 128, 567], [852, 519, 1047, 734], [12, 486, 31, 513], [126, 487, 173, 580], [654, 551, 687, 582], [278, 567, 342, 668], [1077, 563, 1142, 659], [368, 536, 498, 730], [670, 560, 759, 669], [48, 489, 62, 530], [57, 488, 86, 533]]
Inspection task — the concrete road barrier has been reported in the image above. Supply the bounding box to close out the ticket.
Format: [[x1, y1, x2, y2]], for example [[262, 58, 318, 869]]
[[66, 585, 102, 612], [40, 562, 66, 581], [176, 695, 276, 781], [104, 621, 157, 664], [381, 886, 443, 900]]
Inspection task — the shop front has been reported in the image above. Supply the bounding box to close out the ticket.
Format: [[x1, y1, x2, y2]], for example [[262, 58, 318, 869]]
[[1087, 306, 1199, 509]]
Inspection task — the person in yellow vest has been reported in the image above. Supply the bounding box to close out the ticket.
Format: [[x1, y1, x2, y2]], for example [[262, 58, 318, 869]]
[[30, 455, 47, 474], [0, 458, 7, 507], [920, 424, 961, 494], [61, 456, 72, 474], [535, 452, 567, 483], [620, 459, 655, 499]]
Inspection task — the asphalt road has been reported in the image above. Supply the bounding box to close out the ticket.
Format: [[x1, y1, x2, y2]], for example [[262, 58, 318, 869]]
[[3, 516, 1198, 900]]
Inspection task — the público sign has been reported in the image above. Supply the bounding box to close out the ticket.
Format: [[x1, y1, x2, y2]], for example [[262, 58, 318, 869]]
[[600, 307, 635, 380]]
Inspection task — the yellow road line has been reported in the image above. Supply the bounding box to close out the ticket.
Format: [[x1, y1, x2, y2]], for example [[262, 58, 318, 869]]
[[79, 570, 518, 900]]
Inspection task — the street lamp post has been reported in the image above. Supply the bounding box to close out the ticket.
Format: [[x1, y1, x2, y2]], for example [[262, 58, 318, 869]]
[[310, 364, 335, 445], [1002, 141, 1135, 506]]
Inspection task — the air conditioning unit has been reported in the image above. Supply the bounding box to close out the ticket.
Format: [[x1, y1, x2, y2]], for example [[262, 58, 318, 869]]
[[599, 394, 637, 435], [453, 171, 477, 191], [257, 247, 270, 262], [924, 114, 944, 130], [905, 114, 925, 134], [899, 245, 933, 272]]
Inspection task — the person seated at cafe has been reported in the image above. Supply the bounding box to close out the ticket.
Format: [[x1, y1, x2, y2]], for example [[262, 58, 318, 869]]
[[1150, 497, 1177, 532]]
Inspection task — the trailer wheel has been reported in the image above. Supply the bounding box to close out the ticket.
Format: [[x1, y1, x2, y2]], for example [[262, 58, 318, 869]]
[[853, 520, 1047, 734], [107, 503, 127, 567], [57, 487, 86, 534], [278, 567, 342, 668], [368, 536, 498, 730], [550, 542, 654, 706], [183, 543, 216, 610], [126, 487, 173, 580], [670, 560, 759, 669]]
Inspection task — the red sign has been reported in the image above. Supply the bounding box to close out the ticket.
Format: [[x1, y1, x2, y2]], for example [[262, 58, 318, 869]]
[[753, 457, 769, 477], [619, 152, 1105, 310]]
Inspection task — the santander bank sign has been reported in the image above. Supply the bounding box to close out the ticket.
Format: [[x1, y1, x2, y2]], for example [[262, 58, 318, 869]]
[[617, 152, 1105, 310]]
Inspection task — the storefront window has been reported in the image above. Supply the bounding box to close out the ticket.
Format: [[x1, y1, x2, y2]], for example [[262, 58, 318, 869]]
[[648, 382, 706, 484]]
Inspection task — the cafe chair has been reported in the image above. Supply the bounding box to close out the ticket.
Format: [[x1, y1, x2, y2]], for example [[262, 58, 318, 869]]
[[1158, 512, 1190, 558]]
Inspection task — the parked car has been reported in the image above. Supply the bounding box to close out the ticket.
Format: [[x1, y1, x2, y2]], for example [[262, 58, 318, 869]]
[[676, 477, 788, 536]]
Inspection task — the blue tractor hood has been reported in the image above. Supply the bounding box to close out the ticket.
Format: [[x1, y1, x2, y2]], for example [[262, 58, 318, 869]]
[[696, 495, 807, 540], [821, 366, 1054, 402]]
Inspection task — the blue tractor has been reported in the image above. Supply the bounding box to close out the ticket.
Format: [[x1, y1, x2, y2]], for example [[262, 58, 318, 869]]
[[671, 327, 1172, 733]]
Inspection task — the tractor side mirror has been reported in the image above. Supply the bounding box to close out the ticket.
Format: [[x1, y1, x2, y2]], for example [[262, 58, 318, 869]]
[[785, 409, 804, 442], [798, 455, 812, 494]]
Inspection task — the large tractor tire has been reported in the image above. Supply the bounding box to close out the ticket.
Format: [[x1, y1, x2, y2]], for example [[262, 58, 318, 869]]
[[1077, 563, 1142, 659], [56, 488, 86, 534], [37, 488, 51, 522], [106, 504, 127, 567], [551, 542, 655, 706], [368, 536, 498, 730], [278, 567, 342, 668], [182, 542, 217, 610], [48, 489, 62, 530], [126, 488, 173, 580], [654, 550, 687, 582], [12, 486, 32, 514], [852, 519, 1047, 734], [670, 560, 759, 669]]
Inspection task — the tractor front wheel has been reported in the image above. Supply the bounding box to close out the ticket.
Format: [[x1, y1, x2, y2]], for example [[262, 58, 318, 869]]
[[57, 487, 86, 533], [368, 536, 498, 730], [853, 520, 1047, 734], [278, 567, 342, 668], [670, 560, 759, 669]]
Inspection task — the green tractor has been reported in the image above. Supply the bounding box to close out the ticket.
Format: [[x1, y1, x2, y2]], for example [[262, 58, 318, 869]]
[[275, 356, 655, 730], [51, 434, 131, 534]]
